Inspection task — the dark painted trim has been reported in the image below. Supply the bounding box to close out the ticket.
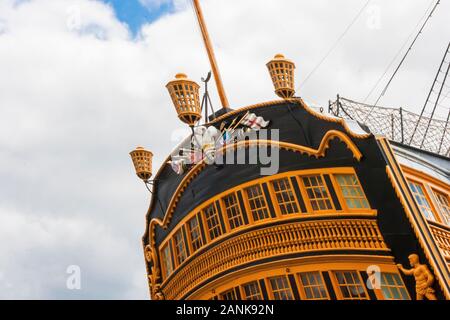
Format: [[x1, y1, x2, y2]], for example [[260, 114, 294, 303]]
[[290, 176, 307, 213], [259, 279, 269, 300], [262, 183, 277, 218], [322, 271, 337, 300], [237, 190, 249, 225], [324, 174, 342, 211], [288, 274, 301, 300]]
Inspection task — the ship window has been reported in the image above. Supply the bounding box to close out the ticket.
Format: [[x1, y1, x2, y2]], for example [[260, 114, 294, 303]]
[[333, 271, 368, 300], [242, 281, 263, 300], [268, 276, 294, 300], [161, 243, 173, 279], [302, 175, 334, 211], [380, 273, 410, 300], [187, 215, 203, 252], [298, 272, 329, 300], [271, 178, 300, 215], [203, 203, 223, 240], [245, 185, 270, 221], [335, 174, 370, 209], [173, 229, 188, 266], [433, 190, 450, 225], [220, 289, 237, 300], [408, 181, 436, 221], [222, 193, 245, 230]]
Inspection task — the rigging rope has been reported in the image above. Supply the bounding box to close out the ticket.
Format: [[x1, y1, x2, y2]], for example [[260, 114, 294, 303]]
[[363, 0, 436, 103], [298, 0, 371, 90], [364, 0, 441, 122]]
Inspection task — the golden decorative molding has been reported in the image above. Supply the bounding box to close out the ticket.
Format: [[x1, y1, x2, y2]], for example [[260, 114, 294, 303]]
[[161, 218, 388, 300], [380, 137, 450, 299], [143, 98, 372, 245], [397, 254, 437, 300], [152, 129, 363, 233], [208, 98, 372, 140], [144, 131, 365, 299], [190, 254, 400, 300], [429, 223, 450, 261]]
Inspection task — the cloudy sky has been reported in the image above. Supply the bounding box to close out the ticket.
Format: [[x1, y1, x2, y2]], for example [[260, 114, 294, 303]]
[[0, 0, 448, 299]]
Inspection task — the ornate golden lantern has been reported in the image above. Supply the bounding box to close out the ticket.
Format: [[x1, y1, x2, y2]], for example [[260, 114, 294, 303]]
[[130, 146, 153, 182], [166, 73, 202, 127], [266, 54, 296, 99]]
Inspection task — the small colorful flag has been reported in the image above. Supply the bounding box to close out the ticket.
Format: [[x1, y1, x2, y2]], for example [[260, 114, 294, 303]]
[[241, 113, 270, 130]]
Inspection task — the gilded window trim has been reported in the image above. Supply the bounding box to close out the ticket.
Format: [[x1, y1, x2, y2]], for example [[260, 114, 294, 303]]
[[144, 99, 371, 238], [268, 177, 301, 216], [379, 136, 450, 299], [265, 275, 295, 300], [296, 271, 330, 300], [297, 174, 336, 214], [241, 183, 273, 224], [240, 280, 264, 300], [157, 167, 376, 280], [145, 130, 366, 292], [407, 178, 440, 223], [330, 270, 369, 300], [189, 255, 400, 300], [329, 172, 373, 213], [150, 130, 364, 244], [161, 218, 388, 299], [374, 272, 411, 300]]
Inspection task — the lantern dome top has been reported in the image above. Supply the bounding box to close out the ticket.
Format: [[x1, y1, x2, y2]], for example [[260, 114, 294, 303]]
[[175, 73, 188, 80]]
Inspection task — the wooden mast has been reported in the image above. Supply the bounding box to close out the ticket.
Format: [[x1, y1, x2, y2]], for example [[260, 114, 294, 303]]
[[192, 0, 230, 109]]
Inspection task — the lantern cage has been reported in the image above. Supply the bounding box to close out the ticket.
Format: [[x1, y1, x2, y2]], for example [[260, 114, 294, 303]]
[[166, 73, 202, 127], [130, 146, 153, 182], [266, 54, 296, 99]]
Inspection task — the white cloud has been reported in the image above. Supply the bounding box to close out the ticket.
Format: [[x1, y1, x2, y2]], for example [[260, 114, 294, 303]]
[[139, 0, 188, 11], [0, 0, 448, 299]]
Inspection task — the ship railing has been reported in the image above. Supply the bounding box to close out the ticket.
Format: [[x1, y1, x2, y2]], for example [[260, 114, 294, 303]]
[[328, 96, 450, 157], [429, 221, 450, 263]]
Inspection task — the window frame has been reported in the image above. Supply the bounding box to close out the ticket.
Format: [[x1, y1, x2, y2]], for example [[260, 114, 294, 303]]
[[374, 272, 411, 300], [171, 226, 188, 268], [331, 173, 372, 212], [330, 270, 369, 300], [298, 174, 335, 214], [296, 271, 330, 300], [220, 192, 245, 232], [186, 214, 204, 254], [266, 275, 295, 300], [242, 184, 272, 223], [269, 177, 301, 216], [160, 241, 174, 281], [407, 179, 439, 222], [432, 188, 450, 226], [219, 288, 238, 300], [201, 202, 224, 242], [240, 280, 264, 300]]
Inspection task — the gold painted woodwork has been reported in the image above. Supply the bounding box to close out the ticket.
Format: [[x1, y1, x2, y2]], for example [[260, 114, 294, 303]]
[[142, 96, 374, 299], [166, 73, 202, 127], [207, 98, 372, 140], [160, 217, 388, 300], [397, 254, 437, 300], [379, 136, 450, 299], [130, 146, 153, 182], [147, 165, 374, 299], [151, 130, 363, 235], [143, 98, 372, 246], [266, 54, 296, 99], [189, 255, 403, 300], [429, 222, 450, 262], [158, 167, 376, 267]]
